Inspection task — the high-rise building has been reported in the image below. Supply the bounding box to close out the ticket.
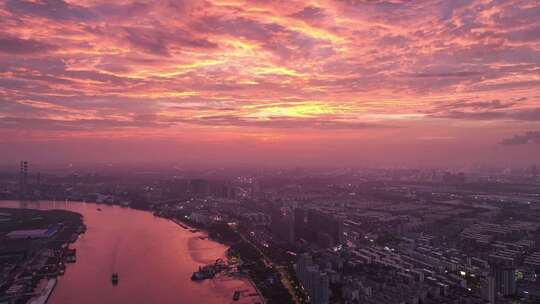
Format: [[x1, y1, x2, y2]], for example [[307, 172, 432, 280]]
[[211, 182, 236, 199], [501, 268, 516, 296], [330, 215, 344, 245], [301, 208, 344, 247], [271, 206, 295, 244], [294, 208, 308, 240], [19, 161, 28, 200], [250, 182, 261, 199], [489, 256, 517, 298], [189, 179, 211, 197], [481, 275, 496, 304], [296, 254, 330, 304]]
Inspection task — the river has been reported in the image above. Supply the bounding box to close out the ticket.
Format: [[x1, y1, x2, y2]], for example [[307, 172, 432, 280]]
[[0, 200, 261, 304]]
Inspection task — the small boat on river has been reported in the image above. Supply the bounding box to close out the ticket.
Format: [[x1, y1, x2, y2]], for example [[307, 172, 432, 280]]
[[233, 290, 240, 301]]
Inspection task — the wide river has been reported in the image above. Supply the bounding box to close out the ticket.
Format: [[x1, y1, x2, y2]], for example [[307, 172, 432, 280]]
[[0, 200, 261, 304]]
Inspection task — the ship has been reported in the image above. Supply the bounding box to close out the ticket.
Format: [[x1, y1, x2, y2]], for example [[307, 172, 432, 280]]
[[65, 248, 76, 263], [112, 273, 119, 285], [191, 259, 227, 281], [233, 290, 241, 301], [191, 271, 208, 281], [191, 266, 216, 281]]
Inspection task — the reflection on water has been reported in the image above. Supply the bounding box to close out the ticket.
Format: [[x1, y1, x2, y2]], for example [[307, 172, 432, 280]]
[[0, 201, 260, 304]]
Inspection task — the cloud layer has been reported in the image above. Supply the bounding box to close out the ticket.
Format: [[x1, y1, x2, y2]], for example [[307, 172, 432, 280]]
[[1, 0, 540, 164], [501, 131, 540, 145]]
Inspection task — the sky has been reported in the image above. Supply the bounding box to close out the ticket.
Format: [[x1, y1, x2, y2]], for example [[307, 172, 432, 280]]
[[1, 0, 539, 167]]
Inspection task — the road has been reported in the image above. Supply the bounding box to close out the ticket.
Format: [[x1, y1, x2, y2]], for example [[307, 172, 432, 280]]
[[237, 230, 303, 304]]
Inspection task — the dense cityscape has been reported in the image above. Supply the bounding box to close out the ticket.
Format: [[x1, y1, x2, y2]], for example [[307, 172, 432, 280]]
[[2, 0, 540, 303], [1, 161, 540, 303]]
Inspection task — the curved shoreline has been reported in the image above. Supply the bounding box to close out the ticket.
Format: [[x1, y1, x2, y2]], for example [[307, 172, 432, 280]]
[[29, 278, 56, 304], [162, 216, 266, 303], [1, 200, 264, 304]]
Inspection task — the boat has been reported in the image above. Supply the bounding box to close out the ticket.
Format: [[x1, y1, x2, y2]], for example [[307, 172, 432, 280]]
[[191, 271, 206, 281], [65, 249, 76, 263], [112, 273, 119, 285], [191, 261, 226, 281], [191, 266, 215, 281], [233, 290, 241, 301], [69, 233, 79, 243]]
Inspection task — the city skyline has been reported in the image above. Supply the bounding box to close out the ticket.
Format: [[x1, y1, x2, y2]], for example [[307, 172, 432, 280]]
[[1, 0, 540, 165]]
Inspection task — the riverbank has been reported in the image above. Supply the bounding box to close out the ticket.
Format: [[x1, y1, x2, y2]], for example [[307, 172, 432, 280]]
[[1, 200, 262, 304], [156, 212, 293, 304], [167, 216, 266, 304], [0, 206, 85, 304], [29, 278, 57, 304]]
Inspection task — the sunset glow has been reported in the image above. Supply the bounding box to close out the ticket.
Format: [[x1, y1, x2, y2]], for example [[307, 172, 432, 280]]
[[1, 0, 539, 165]]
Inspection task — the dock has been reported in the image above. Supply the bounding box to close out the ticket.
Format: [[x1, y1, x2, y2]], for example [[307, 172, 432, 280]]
[[29, 278, 57, 304]]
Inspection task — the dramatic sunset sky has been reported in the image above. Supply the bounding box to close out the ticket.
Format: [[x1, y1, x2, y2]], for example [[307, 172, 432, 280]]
[[1, 0, 539, 166]]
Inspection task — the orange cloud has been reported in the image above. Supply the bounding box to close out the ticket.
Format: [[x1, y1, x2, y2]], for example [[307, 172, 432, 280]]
[[1, 0, 540, 165]]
